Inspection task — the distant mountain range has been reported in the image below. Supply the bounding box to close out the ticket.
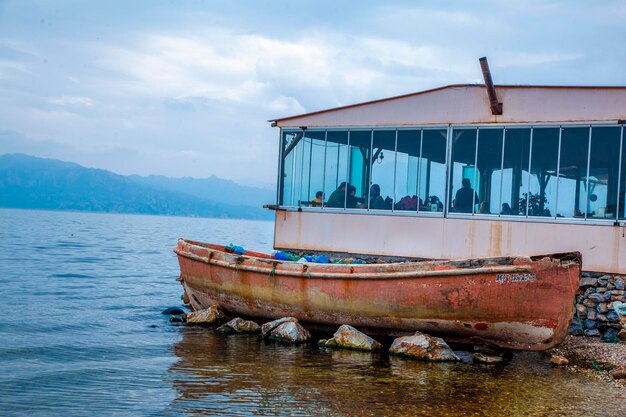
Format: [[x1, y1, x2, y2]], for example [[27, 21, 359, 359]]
[[0, 153, 275, 220]]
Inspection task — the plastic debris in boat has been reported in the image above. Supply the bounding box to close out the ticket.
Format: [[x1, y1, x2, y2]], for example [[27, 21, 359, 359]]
[[225, 243, 246, 255], [274, 251, 300, 261], [314, 255, 330, 264]]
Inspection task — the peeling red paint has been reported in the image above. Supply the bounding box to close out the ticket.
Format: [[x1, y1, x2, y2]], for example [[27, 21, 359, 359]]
[[174, 239, 581, 351]]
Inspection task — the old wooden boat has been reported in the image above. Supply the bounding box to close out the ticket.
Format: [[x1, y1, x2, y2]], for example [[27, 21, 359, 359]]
[[174, 238, 581, 351]]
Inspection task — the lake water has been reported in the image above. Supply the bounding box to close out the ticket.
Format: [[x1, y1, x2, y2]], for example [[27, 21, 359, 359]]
[[0, 208, 624, 416]]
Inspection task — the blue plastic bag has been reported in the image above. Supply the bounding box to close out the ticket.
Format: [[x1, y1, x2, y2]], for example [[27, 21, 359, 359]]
[[225, 243, 246, 255], [314, 255, 330, 264], [274, 251, 290, 261]]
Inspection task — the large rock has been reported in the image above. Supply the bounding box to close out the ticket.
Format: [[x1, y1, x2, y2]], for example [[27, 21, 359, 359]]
[[569, 318, 583, 336], [583, 299, 598, 308], [261, 317, 298, 337], [596, 303, 609, 314], [602, 327, 619, 343], [583, 319, 597, 329], [268, 321, 311, 343], [389, 332, 459, 362], [323, 325, 383, 351], [586, 309, 597, 321], [606, 311, 620, 323], [578, 277, 598, 287], [589, 293, 610, 303], [184, 306, 225, 325], [216, 318, 261, 334]]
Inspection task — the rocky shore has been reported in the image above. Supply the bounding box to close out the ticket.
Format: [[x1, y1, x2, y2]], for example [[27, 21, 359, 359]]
[[571, 272, 625, 341], [552, 336, 626, 385], [172, 303, 626, 384]]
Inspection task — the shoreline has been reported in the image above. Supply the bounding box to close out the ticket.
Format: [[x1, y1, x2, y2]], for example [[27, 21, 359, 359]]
[[552, 336, 626, 386]]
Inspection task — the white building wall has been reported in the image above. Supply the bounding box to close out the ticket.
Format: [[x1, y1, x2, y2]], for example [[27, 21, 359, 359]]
[[274, 210, 626, 274]]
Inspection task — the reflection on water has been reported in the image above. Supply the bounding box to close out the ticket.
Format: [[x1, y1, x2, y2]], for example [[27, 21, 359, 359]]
[[168, 327, 626, 417], [0, 208, 624, 416]]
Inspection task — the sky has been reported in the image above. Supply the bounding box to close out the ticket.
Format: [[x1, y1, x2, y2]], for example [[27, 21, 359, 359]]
[[1, 0, 625, 189]]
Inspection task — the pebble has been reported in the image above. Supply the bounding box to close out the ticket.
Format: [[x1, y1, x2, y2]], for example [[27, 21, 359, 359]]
[[550, 355, 569, 366], [610, 368, 626, 380], [584, 329, 600, 337], [473, 353, 504, 364]]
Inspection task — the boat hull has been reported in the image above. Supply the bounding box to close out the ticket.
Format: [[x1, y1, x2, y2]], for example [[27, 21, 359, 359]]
[[174, 239, 581, 351]]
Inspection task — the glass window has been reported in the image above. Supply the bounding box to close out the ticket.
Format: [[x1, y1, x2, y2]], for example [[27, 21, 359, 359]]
[[586, 127, 621, 220], [528, 128, 559, 217], [556, 127, 590, 218], [302, 130, 326, 207], [371, 130, 396, 210], [475, 128, 503, 215], [501, 128, 531, 216], [280, 130, 302, 206], [347, 130, 372, 209], [323, 130, 349, 208], [395, 129, 420, 211], [450, 128, 478, 214], [420, 129, 447, 213], [618, 126, 626, 219]]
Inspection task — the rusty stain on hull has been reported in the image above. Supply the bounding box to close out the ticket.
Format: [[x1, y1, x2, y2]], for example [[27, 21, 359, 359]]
[[174, 239, 581, 351]]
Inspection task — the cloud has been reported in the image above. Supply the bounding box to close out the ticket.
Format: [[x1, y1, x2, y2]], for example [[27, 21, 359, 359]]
[[0, 0, 625, 187], [48, 96, 94, 107]]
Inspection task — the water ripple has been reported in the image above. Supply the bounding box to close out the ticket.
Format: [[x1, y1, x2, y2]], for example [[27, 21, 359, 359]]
[[0, 208, 624, 417]]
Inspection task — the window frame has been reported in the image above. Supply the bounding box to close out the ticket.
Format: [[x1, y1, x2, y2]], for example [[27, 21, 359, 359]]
[[277, 122, 625, 226]]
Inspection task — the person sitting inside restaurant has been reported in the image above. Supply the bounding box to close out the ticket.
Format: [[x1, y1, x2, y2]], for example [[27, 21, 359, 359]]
[[309, 191, 324, 207], [346, 185, 365, 208], [369, 184, 392, 210], [478, 201, 490, 214], [500, 203, 512, 215], [453, 178, 479, 213], [326, 182, 348, 208]]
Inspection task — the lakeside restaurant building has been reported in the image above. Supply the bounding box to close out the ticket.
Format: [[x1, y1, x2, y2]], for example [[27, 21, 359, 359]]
[[269, 83, 626, 274]]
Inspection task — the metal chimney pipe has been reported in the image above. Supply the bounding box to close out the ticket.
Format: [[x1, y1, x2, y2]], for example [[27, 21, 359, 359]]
[[479, 57, 503, 115]]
